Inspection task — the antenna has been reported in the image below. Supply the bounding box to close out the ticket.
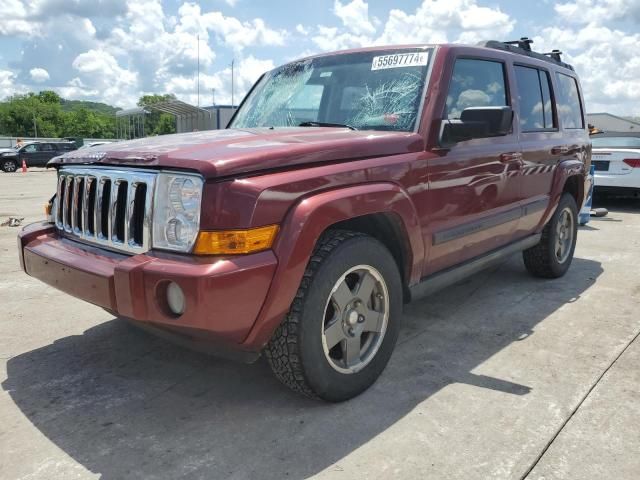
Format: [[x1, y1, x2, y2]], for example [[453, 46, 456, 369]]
[[197, 34, 200, 108]]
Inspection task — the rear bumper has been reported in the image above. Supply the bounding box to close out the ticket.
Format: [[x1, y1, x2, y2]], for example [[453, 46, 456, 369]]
[[18, 222, 278, 357], [594, 170, 640, 190]]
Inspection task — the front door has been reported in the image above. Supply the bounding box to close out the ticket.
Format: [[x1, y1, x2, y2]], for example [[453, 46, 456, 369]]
[[424, 57, 522, 276]]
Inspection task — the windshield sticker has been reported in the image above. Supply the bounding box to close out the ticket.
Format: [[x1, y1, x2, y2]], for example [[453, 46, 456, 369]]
[[371, 52, 429, 71]]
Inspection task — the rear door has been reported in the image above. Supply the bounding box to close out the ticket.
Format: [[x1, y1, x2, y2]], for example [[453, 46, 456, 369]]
[[513, 64, 562, 235], [425, 56, 522, 275], [38, 143, 57, 165]]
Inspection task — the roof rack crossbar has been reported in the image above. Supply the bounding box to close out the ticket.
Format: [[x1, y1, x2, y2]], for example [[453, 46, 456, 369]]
[[477, 38, 574, 71], [543, 50, 563, 62], [503, 37, 533, 52]]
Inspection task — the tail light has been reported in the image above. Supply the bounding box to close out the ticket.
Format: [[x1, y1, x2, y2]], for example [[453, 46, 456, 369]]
[[623, 159, 640, 168]]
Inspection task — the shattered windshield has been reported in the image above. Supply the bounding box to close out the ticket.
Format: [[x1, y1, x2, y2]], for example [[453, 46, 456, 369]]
[[231, 48, 432, 132]]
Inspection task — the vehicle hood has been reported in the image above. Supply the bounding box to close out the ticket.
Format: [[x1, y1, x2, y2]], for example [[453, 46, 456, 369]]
[[48, 127, 424, 178], [0, 148, 17, 155]]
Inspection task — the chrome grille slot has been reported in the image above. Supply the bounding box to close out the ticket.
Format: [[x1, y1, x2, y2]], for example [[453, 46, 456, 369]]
[[54, 167, 157, 254]]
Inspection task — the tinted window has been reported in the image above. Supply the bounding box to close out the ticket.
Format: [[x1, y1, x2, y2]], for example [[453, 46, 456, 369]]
[[555, 73, 584, 129], [56, 143, 75, 151], [41, 143, 54, 151], [514, 66, 556, 131], [446, 59, 507, 119], [23, 144, 38, 153], [591, 136, 640, 148]]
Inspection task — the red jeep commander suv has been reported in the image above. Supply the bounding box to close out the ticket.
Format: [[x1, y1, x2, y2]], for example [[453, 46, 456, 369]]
[[19, 38, 590, 401]]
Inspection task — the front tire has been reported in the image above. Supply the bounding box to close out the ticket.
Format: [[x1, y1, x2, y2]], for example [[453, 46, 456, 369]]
[[265, 230, 403, 401], [523, 192, 578, 278], [1, 159, 17, 173]]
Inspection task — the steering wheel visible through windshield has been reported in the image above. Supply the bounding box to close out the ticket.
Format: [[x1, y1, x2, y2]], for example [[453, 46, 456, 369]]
[[230, 48, 432, 132]]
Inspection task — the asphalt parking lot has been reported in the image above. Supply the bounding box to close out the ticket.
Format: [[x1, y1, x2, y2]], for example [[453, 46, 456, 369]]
[[1, 168, 639, 480]]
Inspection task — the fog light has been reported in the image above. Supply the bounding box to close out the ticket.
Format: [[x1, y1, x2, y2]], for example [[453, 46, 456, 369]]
[[166, 282, 185, 316]]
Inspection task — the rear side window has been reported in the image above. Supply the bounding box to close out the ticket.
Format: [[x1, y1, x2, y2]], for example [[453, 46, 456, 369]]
[[514, 66, 556, 131], [555, 73, 584, 129], [41, 143, 54, 151], [446, 59, 508, 119], [57, 143, 74, 151]]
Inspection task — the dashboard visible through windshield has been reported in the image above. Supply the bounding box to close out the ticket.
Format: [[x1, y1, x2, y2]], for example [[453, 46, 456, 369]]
[[230, 48, 432, 132]]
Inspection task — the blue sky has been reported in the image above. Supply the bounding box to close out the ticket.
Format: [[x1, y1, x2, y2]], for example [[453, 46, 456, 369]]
[[1, 0, 639, 115]]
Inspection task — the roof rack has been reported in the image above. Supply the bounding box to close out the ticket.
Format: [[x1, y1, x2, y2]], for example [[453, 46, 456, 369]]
[[478, 37, 574, 71]]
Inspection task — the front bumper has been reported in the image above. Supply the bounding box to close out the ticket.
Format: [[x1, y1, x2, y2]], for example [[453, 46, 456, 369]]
[[18, 222, 277, 358]]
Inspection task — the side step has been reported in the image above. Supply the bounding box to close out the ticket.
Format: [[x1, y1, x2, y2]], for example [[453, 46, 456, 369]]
[[408, 234, 541, 302]]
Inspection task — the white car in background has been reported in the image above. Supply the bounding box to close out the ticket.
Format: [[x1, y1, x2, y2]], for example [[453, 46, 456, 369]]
[[591, 133, 640, 196], [78, 141, 113, 149]]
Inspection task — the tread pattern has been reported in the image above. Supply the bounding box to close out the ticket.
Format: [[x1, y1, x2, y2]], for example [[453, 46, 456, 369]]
[[264, 230, 364, 399], [523, 193, 576, 278]]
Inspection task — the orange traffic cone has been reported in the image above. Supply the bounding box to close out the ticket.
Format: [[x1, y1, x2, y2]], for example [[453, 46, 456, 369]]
[[21, 159, 27, 173]]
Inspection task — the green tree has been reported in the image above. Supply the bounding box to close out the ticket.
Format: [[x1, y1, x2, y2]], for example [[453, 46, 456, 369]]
[[138, 93, 177, 136], [0, 90, 117, 139]]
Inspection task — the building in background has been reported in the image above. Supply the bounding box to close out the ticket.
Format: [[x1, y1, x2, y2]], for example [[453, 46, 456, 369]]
[[587, 113, 640, 133], [115, 100, 237, 139]]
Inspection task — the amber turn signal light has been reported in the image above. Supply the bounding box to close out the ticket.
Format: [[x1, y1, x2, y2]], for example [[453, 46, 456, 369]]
[[44, 202, 53, 216], [193, 225, 279, 255]]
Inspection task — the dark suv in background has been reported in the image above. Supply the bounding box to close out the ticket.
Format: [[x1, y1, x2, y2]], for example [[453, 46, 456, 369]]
[[0, 141, 77, 172]]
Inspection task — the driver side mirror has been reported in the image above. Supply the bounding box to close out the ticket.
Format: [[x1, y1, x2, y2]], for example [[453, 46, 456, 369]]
[[440, 106, 513, 145]]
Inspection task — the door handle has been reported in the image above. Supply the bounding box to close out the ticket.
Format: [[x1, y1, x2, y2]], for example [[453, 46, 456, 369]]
[[551, 146, 569, 155], [499, 152, 523, 162]]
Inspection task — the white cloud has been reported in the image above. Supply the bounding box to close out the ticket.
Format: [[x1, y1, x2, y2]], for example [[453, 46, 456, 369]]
[[311, 0, 514, 52], [0, 0, 39, 37], [29, 67, 50, 83], [0, 70, 22, 99], [71, 49, 138, 106], [333, 0, 376, 36], [535, 23, 640, 115], [554, 0, 640, 23]]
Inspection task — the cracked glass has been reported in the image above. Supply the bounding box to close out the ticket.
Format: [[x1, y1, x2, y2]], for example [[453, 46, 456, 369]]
[[231, 48, 432, 132]]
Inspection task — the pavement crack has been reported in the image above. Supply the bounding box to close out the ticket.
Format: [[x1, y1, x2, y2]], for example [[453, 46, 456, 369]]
[[520, 327, 640, 480]]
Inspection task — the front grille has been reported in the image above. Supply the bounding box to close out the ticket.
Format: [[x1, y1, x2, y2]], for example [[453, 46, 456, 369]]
[[54, 167, 157, 253]]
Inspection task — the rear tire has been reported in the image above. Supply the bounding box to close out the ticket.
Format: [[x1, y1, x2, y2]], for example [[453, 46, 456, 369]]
[[2, 159, 17, 173], [265, 230, 403, 401], [523, 193, 578, 278]]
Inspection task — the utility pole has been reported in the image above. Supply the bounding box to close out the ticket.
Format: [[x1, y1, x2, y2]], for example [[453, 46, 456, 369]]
[[211, 88, 215, 106], [33, 112, 37, 138], [197, 34, 200, 108], [231, 59, 235, 108]]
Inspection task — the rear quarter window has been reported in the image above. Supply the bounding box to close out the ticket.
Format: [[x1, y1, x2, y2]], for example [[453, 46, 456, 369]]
[[555, 73, 584, 129]]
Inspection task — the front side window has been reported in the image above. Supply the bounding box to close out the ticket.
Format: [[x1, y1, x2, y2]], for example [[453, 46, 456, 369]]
[[23, 144, 38, 153], [555, 73, 584, 129], [446, 58, 507, 119], [231, 49, 432, 132], [514, 66, 556, 131]]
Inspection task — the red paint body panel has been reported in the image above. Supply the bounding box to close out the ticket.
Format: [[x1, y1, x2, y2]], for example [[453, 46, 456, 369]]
[[19, 223, 276, 346], [20, 43, 590, 356]]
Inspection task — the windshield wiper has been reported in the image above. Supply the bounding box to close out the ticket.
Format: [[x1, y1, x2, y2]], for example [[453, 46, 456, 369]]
[[299, 121, 357, 131]]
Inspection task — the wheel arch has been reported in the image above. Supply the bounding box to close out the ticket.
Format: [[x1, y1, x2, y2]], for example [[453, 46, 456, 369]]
[[241, 182, 425, 349]]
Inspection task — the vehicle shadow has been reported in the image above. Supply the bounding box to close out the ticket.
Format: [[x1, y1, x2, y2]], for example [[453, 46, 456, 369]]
[[3, 256, 602, 479]]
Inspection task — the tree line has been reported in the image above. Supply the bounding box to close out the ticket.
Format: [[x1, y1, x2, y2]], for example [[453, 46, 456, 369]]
[[0, 90, 176, 139]]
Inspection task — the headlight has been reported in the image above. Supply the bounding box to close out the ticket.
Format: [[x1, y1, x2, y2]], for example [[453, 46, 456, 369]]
[[152, 173, 203, 252]]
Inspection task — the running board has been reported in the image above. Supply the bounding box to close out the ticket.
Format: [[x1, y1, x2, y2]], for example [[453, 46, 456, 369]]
[[408, 233, 541, 302]]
